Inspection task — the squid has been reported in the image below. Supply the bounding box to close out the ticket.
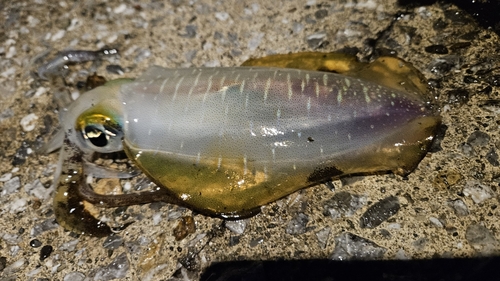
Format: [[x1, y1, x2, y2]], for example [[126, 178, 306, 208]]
[[44, 52, 440, 236]]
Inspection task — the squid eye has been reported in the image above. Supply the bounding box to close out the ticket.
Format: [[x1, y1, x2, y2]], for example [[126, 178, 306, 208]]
[[75, 109, 124, 153], [84, 125, 109, 147], [81, 124, 122, 152]]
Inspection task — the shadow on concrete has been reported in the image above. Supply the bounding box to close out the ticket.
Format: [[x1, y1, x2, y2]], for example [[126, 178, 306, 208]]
[[201, 256, 500, 281]]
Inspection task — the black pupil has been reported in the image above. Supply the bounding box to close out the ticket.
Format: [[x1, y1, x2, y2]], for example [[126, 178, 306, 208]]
[[84, 126, 108, 147]]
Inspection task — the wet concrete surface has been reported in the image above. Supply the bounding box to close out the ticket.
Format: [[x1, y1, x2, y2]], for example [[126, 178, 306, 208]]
[[1, 0, 500, 280]]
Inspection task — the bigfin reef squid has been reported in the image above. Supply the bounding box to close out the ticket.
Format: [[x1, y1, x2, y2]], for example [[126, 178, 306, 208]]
[[42, 51, 441, 236]]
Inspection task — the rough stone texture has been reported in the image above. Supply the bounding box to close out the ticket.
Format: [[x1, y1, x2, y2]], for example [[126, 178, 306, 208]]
[[1, 0, 500, 279], [323, 191, 367, 219], [359, 196, 400, 229], [330, 232, 387, 260]]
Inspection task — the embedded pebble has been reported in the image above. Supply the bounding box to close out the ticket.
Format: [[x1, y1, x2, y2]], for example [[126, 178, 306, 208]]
[[424, 44, 449, 54], [429, 217, 444, 228], [203, 60, 221, 67], [181, 25, 197, 38], [305, 15, 317, 24], [247, 32, 264, 51], [67, 18, 80, 31], [34, 86, 47, 97], [227, 32, 239, 43], [467, 131, 490, 147], [413, 237, 428, 250], [0, 108, 14, 121], [0, 173, 13, 182], [459, 142, 474, 156], [355, 0, 377, 9], [227, 32, 238, 44], [152, 212, 162, 225], [63, 272, 85, 281], [184, 50, 198, 62], [92, 252, 129, 280], [70, 90, 80, 100], [20, 113, 38, 131], [123, 45, 138, 57], [323, 191, 367, 219], [30, 239, 42, 248], [2, 233, 21, 245], [433, 18, 448, 30], [228, 236, 240, 246], [429, 123, 449, 152], [106, 64, 124, 75], [486, 75, 500, 87], [214, 12, 230, 21], [10, 245, 21, 257], [315, 227, 331, 249], [395, 249, 410, 260], [225, 219, 248, 234], [203, 41, 213, 50], [465, 223, 499, 253], [330, 232, 386, 260], [9, 198, 27, 213], [12, 144, 29, 166], [6, 46, 17, 58], [486, 148, 499, 166], [246, 3, 262, 13], [2, 177, 20, 195], [51, 30, 65, 41], [379, 229, 391, 239], [113, 3, 127, 14], [40, 245, 53, 261], [103, 34, 117, 46], [24, 179, 51, 200], [447, 89, 469, 105], [428, 56, 458, 75], [173, 216, 196, 241], [433, 170, 462, 189], [306, 31, 327, 48], [463, 75, 478, 83], [249, 237, 264, 247], [27, 267, 43, 277], [103, 235, 123, 250], [214, 31, 223, 40], [447, 199, 470, 216], [0, 257, 5, 272], [30, 219, 59, 237], [292, 22, 304, 34], [463, 180, 493, 204], [314, 9, 328, 20], [112, 207, 127, 219], [230, 49, 241, 57], [187, 232, 206, 248], [1, 66, 16, 77], [134, 48, 151, 63], [2, 258, 26, 276], [59, 239, 79, 251], [166, 209, 183, 220], [285, 213, 309, 235], [359, 196, 400, 229]]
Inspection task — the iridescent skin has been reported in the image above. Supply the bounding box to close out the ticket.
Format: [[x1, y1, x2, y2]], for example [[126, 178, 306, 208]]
[[53, 52, 440, 235], [121, 66, 437, 216]]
